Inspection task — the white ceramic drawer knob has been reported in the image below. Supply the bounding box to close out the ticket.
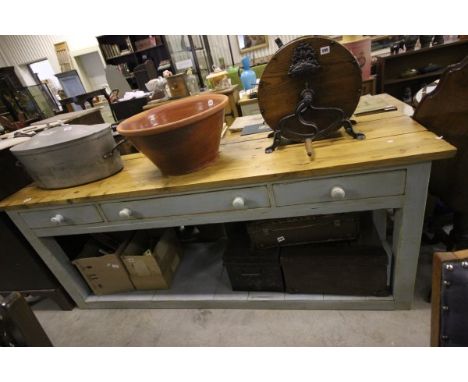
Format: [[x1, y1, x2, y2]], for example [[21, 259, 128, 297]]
[[118, 208, 133, 218], [330, 186, 346, 200], [232, 196, 245, 209], [50, 214, 65, 224]]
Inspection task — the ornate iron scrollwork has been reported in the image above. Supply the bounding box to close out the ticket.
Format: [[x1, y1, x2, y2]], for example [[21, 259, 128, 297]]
[[288, 42, 321, 77], [266, 43, 365, 157]]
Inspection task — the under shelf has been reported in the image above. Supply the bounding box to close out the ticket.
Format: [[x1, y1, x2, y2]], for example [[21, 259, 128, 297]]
[[84, 240, 395, 310], [384, 70, 444, 85], [106, 52, 135, 61]]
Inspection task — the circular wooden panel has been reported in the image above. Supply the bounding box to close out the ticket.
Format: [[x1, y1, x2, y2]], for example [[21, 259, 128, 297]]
[[258, 36, 362, 131]]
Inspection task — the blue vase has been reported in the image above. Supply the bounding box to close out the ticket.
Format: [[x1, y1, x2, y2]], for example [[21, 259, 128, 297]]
[[240, 56, 257, 90]]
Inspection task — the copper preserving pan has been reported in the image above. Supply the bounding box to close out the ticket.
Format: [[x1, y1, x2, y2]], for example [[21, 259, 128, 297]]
[[117, 94, 228, 175]]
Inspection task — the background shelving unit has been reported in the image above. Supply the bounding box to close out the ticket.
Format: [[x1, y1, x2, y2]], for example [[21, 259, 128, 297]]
[[376, 38, 468, 101], [96, 35, 175, 89]]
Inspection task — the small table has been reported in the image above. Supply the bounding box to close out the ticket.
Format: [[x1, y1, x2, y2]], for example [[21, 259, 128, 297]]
[[59, 89, 113, 118], [31, 107, 105, 126], [238, 97, 260, 116]]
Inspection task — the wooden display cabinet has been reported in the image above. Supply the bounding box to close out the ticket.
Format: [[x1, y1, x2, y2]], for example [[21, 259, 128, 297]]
[[376, 39, 468, 101], [96, 35, 175, 89]]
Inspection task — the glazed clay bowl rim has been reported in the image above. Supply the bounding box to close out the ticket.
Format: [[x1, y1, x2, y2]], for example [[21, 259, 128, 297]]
[[117, 93, 228, 136]]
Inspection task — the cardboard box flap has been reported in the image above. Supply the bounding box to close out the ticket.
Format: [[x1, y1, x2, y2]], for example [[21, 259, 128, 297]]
[[120, 229, 182, 290], [154, 229, 182, 270], [122, 249, 163, 277]]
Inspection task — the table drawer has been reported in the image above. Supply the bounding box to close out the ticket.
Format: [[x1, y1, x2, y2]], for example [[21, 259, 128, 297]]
[[20, 205, 103, 229], [100, 186, 270, 221], [273, 170, 406, 207]]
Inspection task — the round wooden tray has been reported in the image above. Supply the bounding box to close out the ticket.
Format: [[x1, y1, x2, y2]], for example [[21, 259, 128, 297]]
[[258, 36, 362, 131]]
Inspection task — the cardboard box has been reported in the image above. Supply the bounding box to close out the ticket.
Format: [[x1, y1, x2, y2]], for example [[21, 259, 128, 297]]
[[121, 229, 182, 290], [72, 239, 135, 295]]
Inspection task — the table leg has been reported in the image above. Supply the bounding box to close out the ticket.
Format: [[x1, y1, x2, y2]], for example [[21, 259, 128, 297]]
[[392, 162, 432, 308]]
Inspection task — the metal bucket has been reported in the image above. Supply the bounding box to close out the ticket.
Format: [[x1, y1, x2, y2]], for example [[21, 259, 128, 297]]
[[10, 124, 123, 189]]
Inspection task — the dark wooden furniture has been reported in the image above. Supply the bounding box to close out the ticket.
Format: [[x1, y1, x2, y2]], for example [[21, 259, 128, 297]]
[[58, 88, 112, 111], [258, 36, 363, 155], [431, 250, 468, 346], [258, 36, 362, 132], [97, 35, 175, 90], [0, 292, 52, 346], [0, 67, 23, 89], [0, 143, 32, 200], [133, 60, 158, 91], [0, 67, 43, 123], [0, 114, 26, 131], [110, 96, 149, 122], [413, 56, 468, 248], [0, 212, 74, 310], [376, 39, 468, 101]]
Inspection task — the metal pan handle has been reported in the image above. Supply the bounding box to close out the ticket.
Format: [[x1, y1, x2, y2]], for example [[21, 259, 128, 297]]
[[103, 139, 126, 159]]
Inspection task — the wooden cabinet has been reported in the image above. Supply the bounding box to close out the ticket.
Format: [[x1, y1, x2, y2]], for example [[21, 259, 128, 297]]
[[96, 35, 175, 89], [0, 212, 74, 310], [0, 67, 44, 123], [376, 39, 468, 101]]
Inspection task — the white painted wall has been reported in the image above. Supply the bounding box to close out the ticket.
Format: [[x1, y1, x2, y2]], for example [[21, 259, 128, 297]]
[[74, 51, 107, 91], [0, 49, 7, 67], [0, 35, 104, 91], [0, 35, 64, 73]]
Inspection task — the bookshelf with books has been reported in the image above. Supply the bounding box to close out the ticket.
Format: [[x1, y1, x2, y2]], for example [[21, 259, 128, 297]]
[[97, 35, 175, 89]]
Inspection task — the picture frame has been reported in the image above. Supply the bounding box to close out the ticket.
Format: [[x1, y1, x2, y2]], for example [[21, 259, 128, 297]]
[[237, 35, 269, 53]]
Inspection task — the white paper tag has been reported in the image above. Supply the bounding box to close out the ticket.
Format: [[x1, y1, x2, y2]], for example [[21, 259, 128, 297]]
[[320, 46, 330, 55], [277, 236, 285, 243]]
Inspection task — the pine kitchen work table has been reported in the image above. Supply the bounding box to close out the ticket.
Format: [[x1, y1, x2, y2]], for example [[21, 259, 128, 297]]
[[0, 94, 456, 310]]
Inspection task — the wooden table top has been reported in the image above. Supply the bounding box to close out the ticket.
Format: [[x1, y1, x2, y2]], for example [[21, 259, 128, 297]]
[[31, 107, 103, 126], [238, 97, 259, 106], [0, 94, 456, 210]]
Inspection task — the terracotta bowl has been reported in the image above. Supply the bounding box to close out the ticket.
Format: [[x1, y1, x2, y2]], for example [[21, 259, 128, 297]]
[[117, 93, 228, 176]]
